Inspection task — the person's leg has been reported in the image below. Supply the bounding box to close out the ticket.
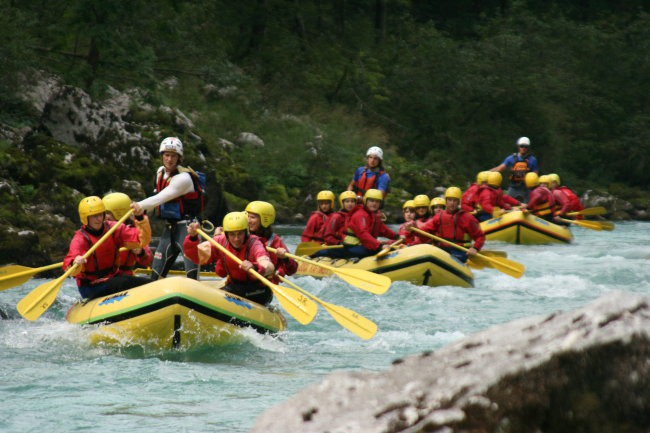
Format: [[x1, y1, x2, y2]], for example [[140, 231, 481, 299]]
[[150, 223, 179, 281], [171, 223, 199, 280], [225, 283, 273, 306], [84, 275, 149, 300]]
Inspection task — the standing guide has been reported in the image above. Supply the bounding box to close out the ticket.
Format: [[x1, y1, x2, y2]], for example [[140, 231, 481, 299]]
[[131, 137, 205, 280], [490, 136, 539, 203]]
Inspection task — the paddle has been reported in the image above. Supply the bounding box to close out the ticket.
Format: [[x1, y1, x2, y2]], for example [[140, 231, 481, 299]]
[[276, 274, 377, 340], [266, 247, 391, 295], [375, 238, 404, 259], [196, 229, 318, 325], [133, 268, 217, 278], [0, 263, 62, 291], [409, 227, 525, 279], [17, 210, 135, 321], [567, 206, 607, 217], [294, 241, 344, 256], [559, 218, 614, 231], [558, 218, 602, 231]]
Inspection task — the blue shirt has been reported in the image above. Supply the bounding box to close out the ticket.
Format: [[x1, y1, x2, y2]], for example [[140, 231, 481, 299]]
[[501, 153, 539, 172], [352, 167, 391, 193]]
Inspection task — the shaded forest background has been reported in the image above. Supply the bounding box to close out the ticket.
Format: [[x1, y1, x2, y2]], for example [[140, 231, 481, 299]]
[[1, 0, 650, 250]]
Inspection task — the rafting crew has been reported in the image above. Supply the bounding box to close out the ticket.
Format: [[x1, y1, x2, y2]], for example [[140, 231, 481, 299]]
[[185, 212, 275, 305], [474, 172, 521, 222], [64, 196, 150, 300], [102, 192, 153, 276], [320, 191, 358, 247], [491, 136, 539, 203], [245, 201, 298, 284], [300, 190, 335, 243], [524, 172, 555, 221], [348, 146, 391, 202], [407, 187, 485, 263], [131, 137, 205, 281], [340, 188, 400, 258]]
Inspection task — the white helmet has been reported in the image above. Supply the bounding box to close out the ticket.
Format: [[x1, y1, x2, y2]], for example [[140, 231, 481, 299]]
[[159, 137, 183, 156], [366, 146, 383, 160], [516, 136, 531, 146]]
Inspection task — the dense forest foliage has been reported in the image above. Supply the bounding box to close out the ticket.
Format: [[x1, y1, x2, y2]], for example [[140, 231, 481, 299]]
[[2, 0, 650, 206]]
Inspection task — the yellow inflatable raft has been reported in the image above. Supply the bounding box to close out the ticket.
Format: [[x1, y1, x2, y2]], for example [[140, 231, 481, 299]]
[[65, 277, 286, 350], [296, 244, 474, 288], [480, 210, 573, 244]]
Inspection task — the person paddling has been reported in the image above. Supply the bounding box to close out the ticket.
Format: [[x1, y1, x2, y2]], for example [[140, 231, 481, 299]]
[[102, 192, 153, 276], [64, 196, 149, 300], [301, 190, 335, 243], [341, 189, 400, 258], [547, 173, 585, 220], [461, 171, 488, 213], [321, 191, 357, 247], [184, 212, 275, 305], [474, 172, 521, 222], [245, 200, 298, 283], [399, 200, 418, 246], [524, 173, 555, 221]]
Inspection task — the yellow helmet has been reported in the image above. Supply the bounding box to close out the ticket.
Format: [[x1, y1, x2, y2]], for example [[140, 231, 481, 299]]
[[487, 171, 503, 187], [245, 201, 276, 228], [476, 171, 489, 184], [316, 190, 335, 206], [525, 172, 539, 188], [445, 187, 462, 200], [539, 175, 550, 186], [102, 192, 132, 220], [339, 191, 357, 207], [402, 200, 415, 210], [431, 197, 446, 208], [548, 173, 561, 185], [413, 194, 430, 208], [363, 188, 383, 204], [78, 196, 105, 226], [223, 212, 249, 233]]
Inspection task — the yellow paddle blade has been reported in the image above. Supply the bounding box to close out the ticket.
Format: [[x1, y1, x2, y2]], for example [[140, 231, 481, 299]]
[[294, 242, 343, 256], [269, 283, 318, 325], [0, 263, 61, 291], [567, 206, 607, 217], [17, 268, 76, 321], [196, 229, 318, 325], [597, 221, 615, 231], [467, 258, 486, 270], [329, 267, 391, 295], [479, 254, 525, 279], [559, 218, 602, 231], [277, 275, 377, 339]]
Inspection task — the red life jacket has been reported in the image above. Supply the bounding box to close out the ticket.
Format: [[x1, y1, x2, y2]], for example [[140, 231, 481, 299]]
[[556, 186, 584, 212], [78, 224, 120, 284], [154, 165, 204, 220], [433, 211, 472, 247], [354, 167, 386, 196]]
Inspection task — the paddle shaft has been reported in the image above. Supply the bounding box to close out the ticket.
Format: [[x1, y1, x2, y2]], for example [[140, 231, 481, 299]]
[[559, 217, 602, 231], [18, 209, 135, 320], [196, 229, 317, 325], [567, 206, 607, 217], [375, 238, 404, 259]]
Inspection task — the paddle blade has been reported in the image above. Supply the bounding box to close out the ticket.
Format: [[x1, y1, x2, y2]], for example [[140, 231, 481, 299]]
[[334, 268, 391, 295], [270, 284, 318, 325], [0, 265, 38, 291], [0, 263, 63, 291], [16, 275, 68, 321], [568, 206, 607, 217], [321, 301, 377, 340], [598, 221, 615, 231], [481, 255, 525, 279], [480, 250, 507, 258]]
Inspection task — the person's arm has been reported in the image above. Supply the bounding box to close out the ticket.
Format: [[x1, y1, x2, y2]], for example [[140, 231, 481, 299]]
[[465, 214, 485, 252], [376, 172, 390, 196], [135, 172, 195, 213]]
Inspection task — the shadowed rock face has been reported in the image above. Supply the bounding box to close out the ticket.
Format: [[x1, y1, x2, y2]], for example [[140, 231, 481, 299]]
[[252, 292, 650, 433]]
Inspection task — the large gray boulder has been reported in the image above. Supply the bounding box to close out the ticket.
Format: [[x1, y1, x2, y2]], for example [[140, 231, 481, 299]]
[[252, 291, 650, 433]]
